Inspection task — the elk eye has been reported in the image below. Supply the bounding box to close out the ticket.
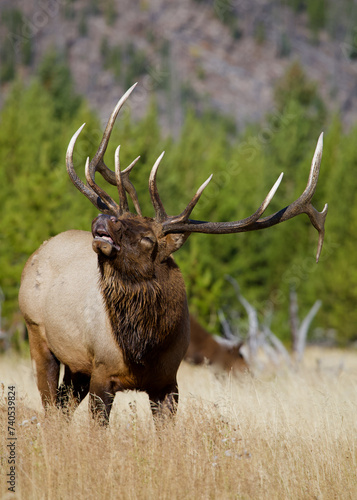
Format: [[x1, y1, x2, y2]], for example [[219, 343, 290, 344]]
[[141, 236, 155, 248]]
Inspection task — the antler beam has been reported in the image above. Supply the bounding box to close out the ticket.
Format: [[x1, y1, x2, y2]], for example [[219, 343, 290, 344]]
[[160, 134, 327, 262]]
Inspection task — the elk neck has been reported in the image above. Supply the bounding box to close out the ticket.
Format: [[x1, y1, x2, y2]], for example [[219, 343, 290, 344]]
[[97, 259, 170, 367]]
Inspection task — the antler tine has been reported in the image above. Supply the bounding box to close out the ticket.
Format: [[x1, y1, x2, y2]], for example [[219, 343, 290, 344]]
[[255, 132, 327, 262], [254, 172, 284, 218], [66, 124, 114, 214], [114, 146, 130, 214], [256, 133, 327, 262], [121, 156, 142, 216], [161, 133, 327, 262], [149, 152, 167, 222], [88, 82, 137, 183], [85, 156, 121, 216], [99, 153, 142, 215], [95, 156, 142, 214], [304, 132, 324, 201], [167, 174, 213, 224], [290, 132, 328, 262], [162, 171, 283, 230], [86, 83, 140, 211], [87, 83, 143, 215], [67, 85, 143, 217]]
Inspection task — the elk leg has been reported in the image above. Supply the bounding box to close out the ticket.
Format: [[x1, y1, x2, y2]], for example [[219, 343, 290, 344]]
[[27, 324, 60, 408], [88, 373, 115, 425], [148, 382, 179, 422], [56, 366, 90, 412]]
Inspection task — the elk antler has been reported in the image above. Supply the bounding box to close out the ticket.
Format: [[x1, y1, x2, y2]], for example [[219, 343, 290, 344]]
[[66, 83, 142, 217], [66, 85, 327, 261], [155, 133, 327, 262]]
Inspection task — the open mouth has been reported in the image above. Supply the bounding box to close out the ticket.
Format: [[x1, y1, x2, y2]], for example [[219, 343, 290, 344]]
[[92, 228, 120, 255], [92, 216, 121, 256], [94, 229, 115, 246]]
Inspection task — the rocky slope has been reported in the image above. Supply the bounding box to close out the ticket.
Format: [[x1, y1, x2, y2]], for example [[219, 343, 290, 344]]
[[1, 0, 357, 131]]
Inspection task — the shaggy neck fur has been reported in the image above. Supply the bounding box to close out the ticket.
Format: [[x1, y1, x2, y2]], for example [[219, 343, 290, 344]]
[[98, 260, 168, 366]]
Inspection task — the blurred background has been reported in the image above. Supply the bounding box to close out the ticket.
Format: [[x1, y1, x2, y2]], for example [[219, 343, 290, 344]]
[[1, 0, 357, 352]]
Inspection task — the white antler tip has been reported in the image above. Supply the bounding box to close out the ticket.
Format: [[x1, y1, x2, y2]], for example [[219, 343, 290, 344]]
[[202, 174, 213, 189], [84, 157, 90, 177], [271, 172, 284, 195], [155, 151, 165, 165], [113, 84, 138, 116], [155, 151, 165, 166], [122, 82, 138, 98], [74, 123, 86, 139], [311, 132, 324, 174], [67, 123, 86, 155], [196, 174, 213, 196], [316, 132, 324, 152], [149, 152, 165, 183]]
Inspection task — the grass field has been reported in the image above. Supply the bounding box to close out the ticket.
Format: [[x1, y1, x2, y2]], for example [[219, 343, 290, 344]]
[[0, 347, 356, 499]]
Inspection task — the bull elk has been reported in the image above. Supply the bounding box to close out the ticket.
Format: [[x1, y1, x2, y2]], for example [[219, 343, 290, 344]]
[[19, 84, 327, 424]]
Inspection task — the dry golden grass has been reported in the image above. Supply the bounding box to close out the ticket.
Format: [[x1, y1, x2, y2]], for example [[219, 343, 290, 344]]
[[0, 348, 356, 499]]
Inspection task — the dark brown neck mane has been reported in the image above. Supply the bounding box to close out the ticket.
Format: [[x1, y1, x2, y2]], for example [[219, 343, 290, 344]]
[[98, 260, 169, 366]]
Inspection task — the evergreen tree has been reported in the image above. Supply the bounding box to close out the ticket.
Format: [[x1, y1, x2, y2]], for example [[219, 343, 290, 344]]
[[1, 60, 357, 345], [0, 80, 98, 320]]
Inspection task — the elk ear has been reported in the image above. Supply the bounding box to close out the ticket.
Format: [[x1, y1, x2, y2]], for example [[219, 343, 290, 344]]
[[158, 233, 189, 261]]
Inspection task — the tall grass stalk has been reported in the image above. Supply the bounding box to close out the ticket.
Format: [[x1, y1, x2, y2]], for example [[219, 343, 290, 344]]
[[1, 348, 356, 499]]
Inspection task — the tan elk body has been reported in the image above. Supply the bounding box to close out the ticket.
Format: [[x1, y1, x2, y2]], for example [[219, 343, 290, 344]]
[[19, 84, 327, 424], [20, 227, 188, 420]]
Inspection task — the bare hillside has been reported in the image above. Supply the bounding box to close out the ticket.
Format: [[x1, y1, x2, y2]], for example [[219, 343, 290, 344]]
[[1, 0, 357, 130]]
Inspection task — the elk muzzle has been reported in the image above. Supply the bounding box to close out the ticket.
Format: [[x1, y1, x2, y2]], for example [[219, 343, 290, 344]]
[[92, 215, 120, 256]]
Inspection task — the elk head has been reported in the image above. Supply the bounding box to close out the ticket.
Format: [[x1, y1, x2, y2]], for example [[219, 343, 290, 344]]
[[66, 83, 328, 270]]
